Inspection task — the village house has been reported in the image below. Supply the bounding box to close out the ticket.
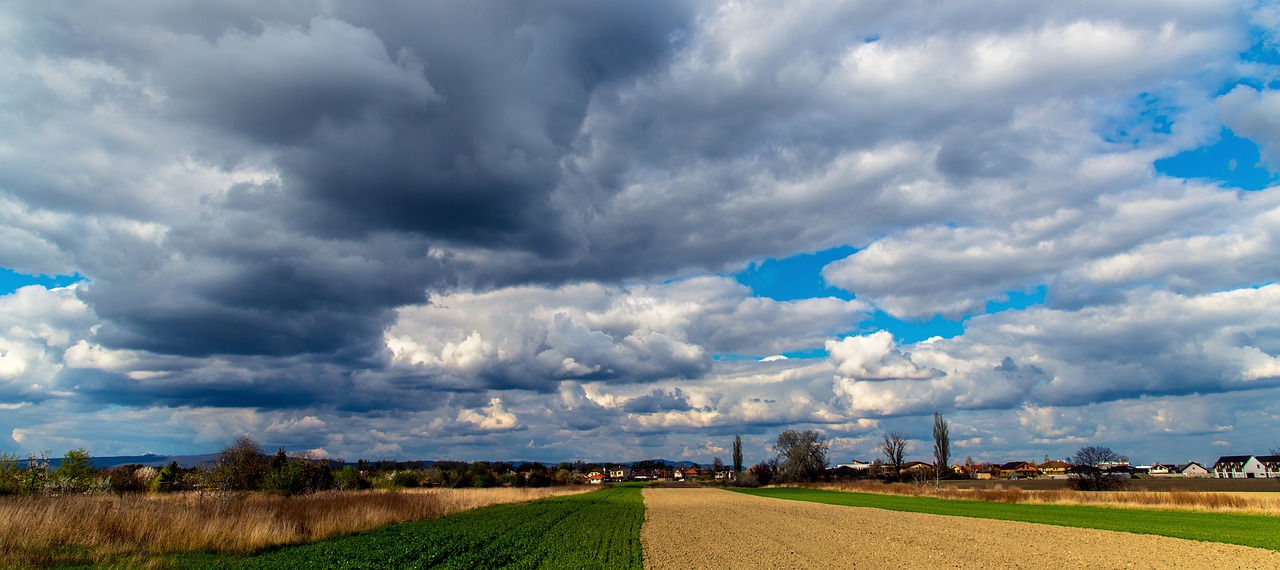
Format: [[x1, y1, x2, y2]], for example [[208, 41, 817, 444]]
[[1178, 461, 1210, 477], [586, 471, 606, 485], [964, 462, 995, 480], [901, 461, 933, 477], [1214, 455, 1280, 478], [1214, 455, 1257, 478], [632, 469, 659, 481], [608, 466, 633, 481], [1038, 459, 1071, 477], [996, 461, 1040, 479], [674, 467, 700, 481]]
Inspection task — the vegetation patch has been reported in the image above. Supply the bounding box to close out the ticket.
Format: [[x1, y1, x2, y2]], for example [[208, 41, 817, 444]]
[[192, 486, 644, 569], [731, 487, 1280, 551], [0, 487, 584, 569]]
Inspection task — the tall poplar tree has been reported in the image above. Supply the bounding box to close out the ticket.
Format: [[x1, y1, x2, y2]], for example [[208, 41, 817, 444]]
[[732, 434, 743, 477], [932, 412, 951, 479]]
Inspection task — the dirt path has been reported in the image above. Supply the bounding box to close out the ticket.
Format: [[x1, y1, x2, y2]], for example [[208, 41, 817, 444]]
[[641, 487, 1280, 569]]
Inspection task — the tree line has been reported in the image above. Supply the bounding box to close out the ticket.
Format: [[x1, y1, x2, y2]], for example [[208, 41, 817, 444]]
[[0, 436, 655, 497], [736, 412, 1129, 491]]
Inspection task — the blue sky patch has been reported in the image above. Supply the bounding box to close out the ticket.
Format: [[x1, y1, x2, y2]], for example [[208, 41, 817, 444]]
[[737, 248, 1051, 349], [857, 310, 964, 344], [1155, 128, 1278, 191], [734, 246, 856, 302], [986, 285, 1047, 314], [0, 267, 83, 295]]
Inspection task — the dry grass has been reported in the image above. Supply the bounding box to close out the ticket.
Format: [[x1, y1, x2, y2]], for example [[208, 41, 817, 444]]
[[806, 481, 1280, 515], [0, 486, 588, 568]]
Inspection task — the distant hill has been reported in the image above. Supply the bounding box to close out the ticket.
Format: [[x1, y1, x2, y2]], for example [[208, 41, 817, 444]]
[[623, 459, 701, 468], [49, 453, 221, 469]]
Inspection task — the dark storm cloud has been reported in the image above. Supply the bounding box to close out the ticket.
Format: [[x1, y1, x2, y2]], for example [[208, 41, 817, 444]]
[[77, 215, 454, 358], [161, 1, 694, 249], [9, 1, 690, 361]]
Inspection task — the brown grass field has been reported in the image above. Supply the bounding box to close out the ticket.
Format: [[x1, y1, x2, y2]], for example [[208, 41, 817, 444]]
[[808, 479, 1280, 514], [0, 487, 588, 568]]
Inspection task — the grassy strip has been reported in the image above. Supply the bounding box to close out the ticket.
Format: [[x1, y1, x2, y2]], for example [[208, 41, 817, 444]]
[[181, 487, 644, 569], [730, 487, 1280, 551]]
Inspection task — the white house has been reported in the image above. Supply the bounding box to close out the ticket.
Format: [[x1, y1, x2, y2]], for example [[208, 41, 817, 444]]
[[1178, 462, 1210, 478], [1212, 455, 1280, 478]]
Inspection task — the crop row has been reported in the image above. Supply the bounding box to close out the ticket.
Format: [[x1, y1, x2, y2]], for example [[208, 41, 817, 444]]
[[194, 486, 644, 569]]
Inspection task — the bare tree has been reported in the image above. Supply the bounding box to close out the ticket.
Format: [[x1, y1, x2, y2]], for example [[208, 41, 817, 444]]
[[1068, 446, 1127, 491], [932, 412, 951, 481], [214, 435, 268, 492], [775, 429, 829, 483], [879, 431, 908, 480]]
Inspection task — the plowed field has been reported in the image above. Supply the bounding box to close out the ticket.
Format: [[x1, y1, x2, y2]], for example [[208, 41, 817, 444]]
[[641, 487, 1280, 569]]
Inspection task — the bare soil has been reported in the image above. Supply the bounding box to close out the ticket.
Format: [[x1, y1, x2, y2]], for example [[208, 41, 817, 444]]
[[641, 487, 1280, 569]]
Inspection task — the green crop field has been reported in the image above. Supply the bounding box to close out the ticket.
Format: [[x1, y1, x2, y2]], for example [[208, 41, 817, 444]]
[[731, 487, 1280, 551], [181, 486, 643, 569]]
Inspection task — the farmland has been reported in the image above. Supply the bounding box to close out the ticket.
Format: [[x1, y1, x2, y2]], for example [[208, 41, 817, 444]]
[[644, 487, 1280, 568], [189, 486, 643, 569], [0, 487, 586, 569], [11, 482, 1280, 568], [733, 487, 1280, 550], [805, 480, 1280, 514]]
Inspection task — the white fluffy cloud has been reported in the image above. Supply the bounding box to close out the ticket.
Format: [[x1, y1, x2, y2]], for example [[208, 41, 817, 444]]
[[827, 332, 940, 381], [1219, 85, 1280, 168], [386, 276, 867, 390]]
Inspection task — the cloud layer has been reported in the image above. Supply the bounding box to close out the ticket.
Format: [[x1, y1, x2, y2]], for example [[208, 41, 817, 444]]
[[1, 0, 1277, 464]]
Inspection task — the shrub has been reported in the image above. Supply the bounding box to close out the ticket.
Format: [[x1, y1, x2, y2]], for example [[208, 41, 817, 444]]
[[335, 466, 369, 491], [749, 461, 775, 486], [150, 461, 181, 493], [107, 465, 149, 494], [0, 452, 21, 495], [735, 470, 761, 488], [263, 459, 309, 496], [391, 470, 421, 489]]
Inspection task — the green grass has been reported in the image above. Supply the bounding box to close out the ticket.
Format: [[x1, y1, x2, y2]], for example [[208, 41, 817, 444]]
[[730, 487, 1280, 551], [182, 487, 643, 569]]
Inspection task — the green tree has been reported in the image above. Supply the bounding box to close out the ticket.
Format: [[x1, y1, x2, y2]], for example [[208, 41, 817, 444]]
[[262, 458, 307, 496], [0, 452, 22, 495], [774, 429, 829, 483], [52, 448, 98, 493], [334, 466, 367, 491], [151, 461, 181, 493]]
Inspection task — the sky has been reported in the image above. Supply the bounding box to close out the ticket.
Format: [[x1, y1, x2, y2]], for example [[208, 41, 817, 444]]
[[2, 1, 1279, 468]]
